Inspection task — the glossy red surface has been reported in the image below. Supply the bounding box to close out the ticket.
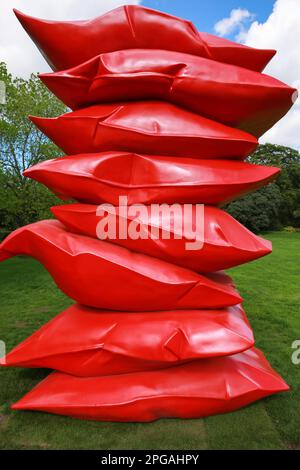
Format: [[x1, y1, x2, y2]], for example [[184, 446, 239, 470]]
[[40, 49, 295, 138], [30, 101, 257, 159], [2, 303, 254, 376], [3, 4, 292, 422], [51, 204, 272, 272], [14, 6, 275, 72], [12, 348, 289, 422], [0, 220, 241, 310], [23, 152, 279, 206]]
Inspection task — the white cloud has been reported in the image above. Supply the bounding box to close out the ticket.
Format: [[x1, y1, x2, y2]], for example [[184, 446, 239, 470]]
[[0, 0, 141, 78], [241, 0, 300, 149], [214, 8, 254, 38]]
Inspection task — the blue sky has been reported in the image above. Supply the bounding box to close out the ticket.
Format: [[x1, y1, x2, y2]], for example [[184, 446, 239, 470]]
[[142, 0, 274, 37]]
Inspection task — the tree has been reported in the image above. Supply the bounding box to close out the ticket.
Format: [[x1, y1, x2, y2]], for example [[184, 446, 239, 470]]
[[226, 143, 300, 232], [0, 62, 67, 237], [226, 184, 283, 233], [248, 143, 300, 167]]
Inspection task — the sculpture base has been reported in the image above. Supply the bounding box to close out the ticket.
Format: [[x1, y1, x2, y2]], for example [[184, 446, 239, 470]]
[[12, 348, 288, 422]]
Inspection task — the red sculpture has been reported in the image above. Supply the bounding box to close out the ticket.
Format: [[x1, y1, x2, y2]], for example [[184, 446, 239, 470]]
[[11, 349, 289, 422], [39, 49, 295, 137], [23, 152, 280, 206], [0, 5, 295, 421], [0, 220, 241, 310], [14, 6, 275, 72], [51, 204, 272, 272], [29, 101, 258, 159], [2, 303, 254, 376]]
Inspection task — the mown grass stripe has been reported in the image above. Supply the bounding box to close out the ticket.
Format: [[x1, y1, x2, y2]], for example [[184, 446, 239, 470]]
[[204, 402, 284, 450]]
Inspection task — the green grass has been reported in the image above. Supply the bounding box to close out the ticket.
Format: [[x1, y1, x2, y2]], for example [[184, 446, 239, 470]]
[[0, 232, 299, 450]]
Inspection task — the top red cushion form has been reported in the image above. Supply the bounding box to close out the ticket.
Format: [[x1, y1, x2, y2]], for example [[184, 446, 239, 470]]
[[29, 101, 257, 159], [40, 49, 296, 138], [14, 6, 275, 72], [0, 220, 241, 311], [23, 152, 280, 206], [12, 348, 289, 422], [2, 303, 254, 376]]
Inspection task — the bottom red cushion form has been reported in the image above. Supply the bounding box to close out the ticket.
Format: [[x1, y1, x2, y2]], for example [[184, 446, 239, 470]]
[[12, 348, 288, 422], [2, 304, 254, 376]]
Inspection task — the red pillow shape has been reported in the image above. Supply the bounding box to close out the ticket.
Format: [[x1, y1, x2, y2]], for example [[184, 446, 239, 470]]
[[0, 220, 241, 310], [24, 152, 280, 206], [29, 101, 258, 159], [51, 204, 272, 273], [14, 6, 275, 72], [2, 303, 254, 376], [12, 348, 289, 422], [40, 49, 295, 138]]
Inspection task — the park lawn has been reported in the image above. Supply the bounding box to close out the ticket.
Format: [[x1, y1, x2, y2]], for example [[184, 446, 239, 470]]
[[0, 232, 299, 450]]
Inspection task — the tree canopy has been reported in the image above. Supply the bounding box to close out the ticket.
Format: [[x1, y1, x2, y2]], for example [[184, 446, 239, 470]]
[[0, 62, 66, 237], [227, 144, 300, 232]]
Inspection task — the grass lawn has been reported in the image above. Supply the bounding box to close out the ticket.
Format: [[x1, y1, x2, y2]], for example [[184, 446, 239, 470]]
[[0, 232, 299, 450]]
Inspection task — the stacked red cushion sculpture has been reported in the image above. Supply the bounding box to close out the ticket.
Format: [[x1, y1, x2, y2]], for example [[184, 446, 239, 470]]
[[0, 5, 295, 422]]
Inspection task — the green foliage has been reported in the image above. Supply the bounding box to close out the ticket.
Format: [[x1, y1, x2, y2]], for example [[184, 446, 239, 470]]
[[226, 143, 300, 232], [226, 184, 283, 233], [282, 226, 297, 233], [248, 143, 300, 167], [0, 177, 62, 239], [0, 62, 66, 234]]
